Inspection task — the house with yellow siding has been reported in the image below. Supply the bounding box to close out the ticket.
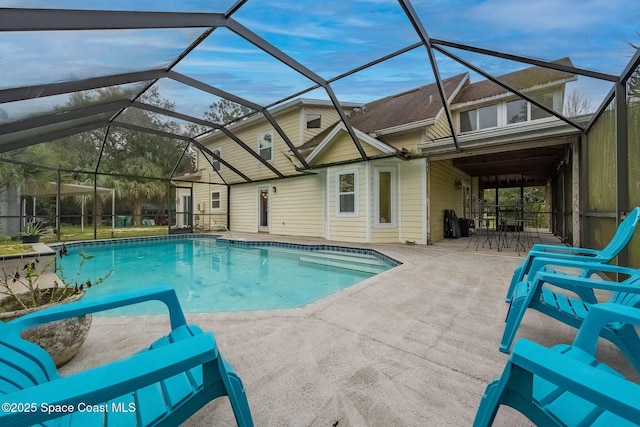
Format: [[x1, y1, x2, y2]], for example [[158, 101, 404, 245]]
[[176, 59, 576, 245]]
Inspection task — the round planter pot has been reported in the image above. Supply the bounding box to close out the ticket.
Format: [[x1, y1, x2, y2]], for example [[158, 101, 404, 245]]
[[20, 235, 41, 244], [0, 290, 91, 368]]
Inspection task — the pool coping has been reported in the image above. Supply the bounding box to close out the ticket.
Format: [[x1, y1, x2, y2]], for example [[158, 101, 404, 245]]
[[53, 234, 402, 314], [52, 234, 402, 267], [0, 243, 56, 261]]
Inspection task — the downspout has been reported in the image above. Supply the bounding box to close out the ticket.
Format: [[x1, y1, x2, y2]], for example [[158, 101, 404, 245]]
[[226, 184, 231, 231], [423, 159, 429, 245], [365, 162, 371, 243], [56, 169, 61, 242], [93, 178, 97, 240]]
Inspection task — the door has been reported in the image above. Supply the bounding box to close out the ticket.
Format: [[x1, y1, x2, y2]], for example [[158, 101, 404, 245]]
[[258, 186, 269, 233], [181, 195, 192, 227]]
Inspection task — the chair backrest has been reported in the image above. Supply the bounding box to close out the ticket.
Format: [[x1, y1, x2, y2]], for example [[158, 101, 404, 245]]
[[609, 274, 640, 307], [598, 207, 640, 261], [0, 336, 58, 396]]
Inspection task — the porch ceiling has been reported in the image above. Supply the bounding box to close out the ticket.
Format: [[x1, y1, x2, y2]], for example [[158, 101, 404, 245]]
[[453, 145, 568, 188]]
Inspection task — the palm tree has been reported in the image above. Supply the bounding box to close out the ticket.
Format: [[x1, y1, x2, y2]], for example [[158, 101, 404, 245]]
[[0, 145, 57, 189]]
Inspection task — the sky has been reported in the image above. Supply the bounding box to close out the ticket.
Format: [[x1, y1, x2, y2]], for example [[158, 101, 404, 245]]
[[2, 0, 640, 121]]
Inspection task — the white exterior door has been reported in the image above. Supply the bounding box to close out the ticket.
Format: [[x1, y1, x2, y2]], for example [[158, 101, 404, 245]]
[[258, 186, 270, 233]]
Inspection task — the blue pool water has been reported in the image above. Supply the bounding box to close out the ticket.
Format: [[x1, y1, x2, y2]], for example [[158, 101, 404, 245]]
[[57, 237, 396, 315]]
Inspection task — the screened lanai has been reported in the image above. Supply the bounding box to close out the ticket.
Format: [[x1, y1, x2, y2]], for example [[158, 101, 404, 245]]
[[1, 1, 640, 266]]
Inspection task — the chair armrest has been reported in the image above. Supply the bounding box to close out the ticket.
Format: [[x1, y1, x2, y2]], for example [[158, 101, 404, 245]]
[[528, 257, 637, 280], [574, 303, 640, 355], [0, 330, 217, 426], [509, 339, 640, 422], [527, 249, 601, 264], [2, 286, 187, 339], [535, 271, 640, 295], [530, 244, 600, 256]]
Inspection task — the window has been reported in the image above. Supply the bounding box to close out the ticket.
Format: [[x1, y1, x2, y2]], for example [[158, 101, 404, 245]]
[[459, 109, 476, 132], [507, 99, 527, 124], [258, 131, 273, 161], [509, 96, 554, 123], [337, 170, 357, 216], [460, 93, 556, 133], [460, 104, 497, 132], [478, 104, 498, 129], [531, 92, 554, 120], [306, 113, 321, 128], [211, 148, 221, 172], [375, 168, 396, 226], [211, 191, 221, 211]]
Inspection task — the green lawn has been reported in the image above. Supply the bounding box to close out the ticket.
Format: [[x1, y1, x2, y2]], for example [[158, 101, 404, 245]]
[[0, 226, 173, 255], [41, 225, 169, 243], [0, 241, 34, 255]]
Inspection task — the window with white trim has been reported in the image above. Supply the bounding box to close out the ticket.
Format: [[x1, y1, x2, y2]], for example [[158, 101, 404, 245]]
[[460, 104, 498, 132], [507, 97, 553, 123], [459, 92, 555, 133], [374, 168, 396, 226], [211, 147, 221, 172], [506, 99, 528, 124], [258, 131, 273, 161], [336, 170, 357, 216], [211, 190, 221, 211], [530, 92, 554, 120]]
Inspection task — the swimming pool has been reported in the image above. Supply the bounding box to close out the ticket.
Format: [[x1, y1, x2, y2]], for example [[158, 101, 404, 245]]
[[57, 236, 398, 315]]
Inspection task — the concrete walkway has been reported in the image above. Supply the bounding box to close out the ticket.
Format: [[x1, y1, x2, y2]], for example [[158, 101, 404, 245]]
[[61, 233, 638, 426]]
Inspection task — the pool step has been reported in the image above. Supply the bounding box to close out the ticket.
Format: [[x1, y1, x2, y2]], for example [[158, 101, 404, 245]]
[[312, 251, 389, 265], [299, 252, 388, 274]]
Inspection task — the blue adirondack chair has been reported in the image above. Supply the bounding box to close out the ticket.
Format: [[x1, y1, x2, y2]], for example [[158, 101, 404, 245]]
[[0, 286, 254, 427], [475, 303, 640, 426], [504, 206, 640, 304], [500, 257, 640, 372]]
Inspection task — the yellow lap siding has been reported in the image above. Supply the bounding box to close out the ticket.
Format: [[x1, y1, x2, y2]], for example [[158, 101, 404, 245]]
[[228, 175, 325, 237], [269, 175, 324, 238], [229, 184, 257, 232], [189, 183, 228, 229], [399, 159, 426, 244], [313, 132, 384, 165]]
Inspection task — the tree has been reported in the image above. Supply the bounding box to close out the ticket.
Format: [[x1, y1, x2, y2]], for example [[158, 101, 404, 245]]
[[96, 87, 194, 225], [1, 85, 195, 228], [563, 90, 592, 117], [0, 145, 57, 189], [203, 99, 252, 124], [186, 98, 254, 140], [626, 37, 640, 101], [43, 86, 195, 226]]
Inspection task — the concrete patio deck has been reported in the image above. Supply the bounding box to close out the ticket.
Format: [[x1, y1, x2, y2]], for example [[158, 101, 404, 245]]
[[60, 231, 639, 426]]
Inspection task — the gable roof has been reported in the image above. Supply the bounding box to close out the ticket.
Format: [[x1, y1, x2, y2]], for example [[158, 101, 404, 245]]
[[346, 73, 469, 134], [305, 122, 397, 164], [452, 58, 575, 105], [297, 121, 343, 154]]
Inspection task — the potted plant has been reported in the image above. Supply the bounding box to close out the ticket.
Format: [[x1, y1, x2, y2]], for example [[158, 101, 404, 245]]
[[0, 244, 112, 367], [20, 221, 44, 243]]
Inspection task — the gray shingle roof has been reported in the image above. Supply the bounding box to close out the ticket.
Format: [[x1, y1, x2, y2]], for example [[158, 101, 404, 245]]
[[453, 58, 575, 105], [296, 59, 575, 154], [347, 73, 468, 134]]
